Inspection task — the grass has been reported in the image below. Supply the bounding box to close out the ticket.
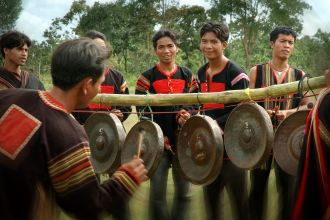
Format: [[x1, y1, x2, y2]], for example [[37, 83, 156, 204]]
[[59, 111, 279, 220]]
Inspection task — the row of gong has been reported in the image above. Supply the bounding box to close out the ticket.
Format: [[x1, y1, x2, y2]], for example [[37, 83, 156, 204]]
[[84, 102, 309, 186]]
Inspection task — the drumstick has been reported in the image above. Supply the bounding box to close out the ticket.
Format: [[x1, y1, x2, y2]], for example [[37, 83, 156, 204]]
[[137, 128, 145, 158]]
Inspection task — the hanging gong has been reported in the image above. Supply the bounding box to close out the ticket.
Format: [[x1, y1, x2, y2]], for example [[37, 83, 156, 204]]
[[224, 102, 274, 169], [176, 115, 224, 185], [84, 113, 126, 174], [273, 110, 310, 176], [121, 120, 164, 177]]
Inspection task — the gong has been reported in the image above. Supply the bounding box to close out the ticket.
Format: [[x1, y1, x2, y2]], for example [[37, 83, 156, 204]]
[[274, 110, 310, 176], [84, 113, 126, 174], [224, 102, 274, 169], [176, 115, 224, 185], [121, 120, 164, 177]]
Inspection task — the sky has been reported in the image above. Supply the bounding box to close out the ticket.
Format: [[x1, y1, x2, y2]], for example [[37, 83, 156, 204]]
[[16, 0, 330, 42]]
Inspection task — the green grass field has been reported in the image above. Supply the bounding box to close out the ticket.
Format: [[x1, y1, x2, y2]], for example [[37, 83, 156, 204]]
[[59, 111, 280, 220]]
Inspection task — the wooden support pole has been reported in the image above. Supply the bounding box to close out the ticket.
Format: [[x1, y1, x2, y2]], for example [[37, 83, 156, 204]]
[[90, 76, 326, 106]]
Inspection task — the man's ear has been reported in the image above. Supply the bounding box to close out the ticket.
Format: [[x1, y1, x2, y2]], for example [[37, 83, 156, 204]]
[[80, 77, 93, 95], [270, 41, 274, 49], [222, 41, 228, 50]]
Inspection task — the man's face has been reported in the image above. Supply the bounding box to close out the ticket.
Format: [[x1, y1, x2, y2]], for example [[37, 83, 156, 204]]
[[155, 36, 177, 64], [271, 34, 295, 60], [200, 32, 227, 60], [4, 44, 29, 66]]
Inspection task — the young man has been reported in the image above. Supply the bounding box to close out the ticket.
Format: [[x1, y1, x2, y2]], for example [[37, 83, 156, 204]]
[[0, 38, 147, 220], [197, 21, 250, 220], [135, 29, 197, 220], [0, 30, 44, 90], [248, 26, 310, 220], [291, 70, 330, 220], [73, 30, 131, 123]]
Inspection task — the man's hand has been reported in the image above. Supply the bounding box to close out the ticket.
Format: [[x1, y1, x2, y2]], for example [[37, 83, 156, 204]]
[[120, 156, 148, 184], [111, 109, 124, 121], [176, 109, 191, 126]]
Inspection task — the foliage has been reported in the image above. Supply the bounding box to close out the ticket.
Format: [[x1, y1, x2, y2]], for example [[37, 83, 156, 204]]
[[0, 0, 22, 34], [19, 0, 330, 84], [209, 0, 311, 69]]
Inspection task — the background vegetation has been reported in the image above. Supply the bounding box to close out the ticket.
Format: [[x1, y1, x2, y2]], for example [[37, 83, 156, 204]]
[[2, 0, 330, 88]]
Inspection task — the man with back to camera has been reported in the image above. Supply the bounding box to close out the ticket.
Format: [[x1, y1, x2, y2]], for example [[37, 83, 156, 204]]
[[0, 30, 44, 90], [0, 38, 147, 220]]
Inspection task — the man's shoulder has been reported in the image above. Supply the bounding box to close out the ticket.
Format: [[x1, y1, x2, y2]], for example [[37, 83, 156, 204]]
[[227, 60, 247, 74]]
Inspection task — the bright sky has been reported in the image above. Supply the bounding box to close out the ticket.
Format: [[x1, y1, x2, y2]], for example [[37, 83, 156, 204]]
[[16, 0, 330, 42]]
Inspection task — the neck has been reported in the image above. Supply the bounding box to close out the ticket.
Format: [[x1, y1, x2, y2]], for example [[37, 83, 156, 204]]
[[208, 55, 228, 72], [158, 62, 176, 73], [3, 61, 21, 75], [48, 87, 77, 113], [270, 57, 289, 72]]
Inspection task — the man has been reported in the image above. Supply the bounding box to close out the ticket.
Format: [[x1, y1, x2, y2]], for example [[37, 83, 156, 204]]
[[0, 38, 147, 220], [135, 29, 197, 220], [197, 21, 250, 220], [248, 26, 310, 220], [73, 30, 131, 123], [0, 30, 44, 90], [291, 70, 330, 220]]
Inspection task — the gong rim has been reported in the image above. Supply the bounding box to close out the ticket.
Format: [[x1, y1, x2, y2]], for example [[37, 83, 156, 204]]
[[177, 115, 224, 185], [224, 102, 274, 169], [121, 120, 164, 177], [84, 113, 126, 174], [274, 110, 310, 176]]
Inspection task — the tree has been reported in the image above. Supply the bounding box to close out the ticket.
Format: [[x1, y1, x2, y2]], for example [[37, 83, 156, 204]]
[[0, 0, 22, 34], [162, 5, 208, 71], [209, 0, 311, 69]]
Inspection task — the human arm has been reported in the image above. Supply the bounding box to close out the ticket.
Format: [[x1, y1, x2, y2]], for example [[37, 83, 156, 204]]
[[47, 117, 147, 219]]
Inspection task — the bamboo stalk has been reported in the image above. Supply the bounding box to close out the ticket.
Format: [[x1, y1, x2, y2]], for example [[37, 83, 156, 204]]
[[91, 76, 326, 106]]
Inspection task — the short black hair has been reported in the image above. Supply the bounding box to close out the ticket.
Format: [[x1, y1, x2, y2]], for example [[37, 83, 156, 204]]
[[84, 30, 107, 41], [51, 38, 108, 91], [200, 21, 230, 42], [0, 30, 32, 58], [84, 30, 112, 58], [152, 29, 179, 49], [270, 26, 297, 42]]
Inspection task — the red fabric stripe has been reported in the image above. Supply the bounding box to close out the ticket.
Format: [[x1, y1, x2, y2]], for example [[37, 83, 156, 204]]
[[313, 111, 330, 208], [88, 104, 112, 109], [200, 82, 225, 109], [52, 159, 91, 183], [137, 81, 149, 91], [291, 120, 312, 220], [152, 79, 185, 94], [0, 107, 39, 158], [100, 85, 114, 94]]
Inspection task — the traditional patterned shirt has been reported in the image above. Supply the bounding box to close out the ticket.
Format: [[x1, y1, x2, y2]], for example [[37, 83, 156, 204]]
[[0, 89, 139, 220], [0, 67, 45, 90]]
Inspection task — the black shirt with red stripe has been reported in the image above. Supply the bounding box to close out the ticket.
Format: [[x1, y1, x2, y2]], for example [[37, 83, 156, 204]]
[[135, 64, 198, 146], [197, 61, 249, 129], [73, 67, 132, 123]]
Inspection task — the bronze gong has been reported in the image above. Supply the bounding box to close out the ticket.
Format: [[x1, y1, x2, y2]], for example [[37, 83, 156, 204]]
[[84, 113, 126, 174], [274, 110, 310, 176], [224, 102, 274, 169], [121, 120, 164, 177], [176, 115, 224, 185]]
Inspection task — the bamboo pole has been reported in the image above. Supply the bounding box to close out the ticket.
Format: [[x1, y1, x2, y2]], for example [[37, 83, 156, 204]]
[[91, 76, 326, 106]]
